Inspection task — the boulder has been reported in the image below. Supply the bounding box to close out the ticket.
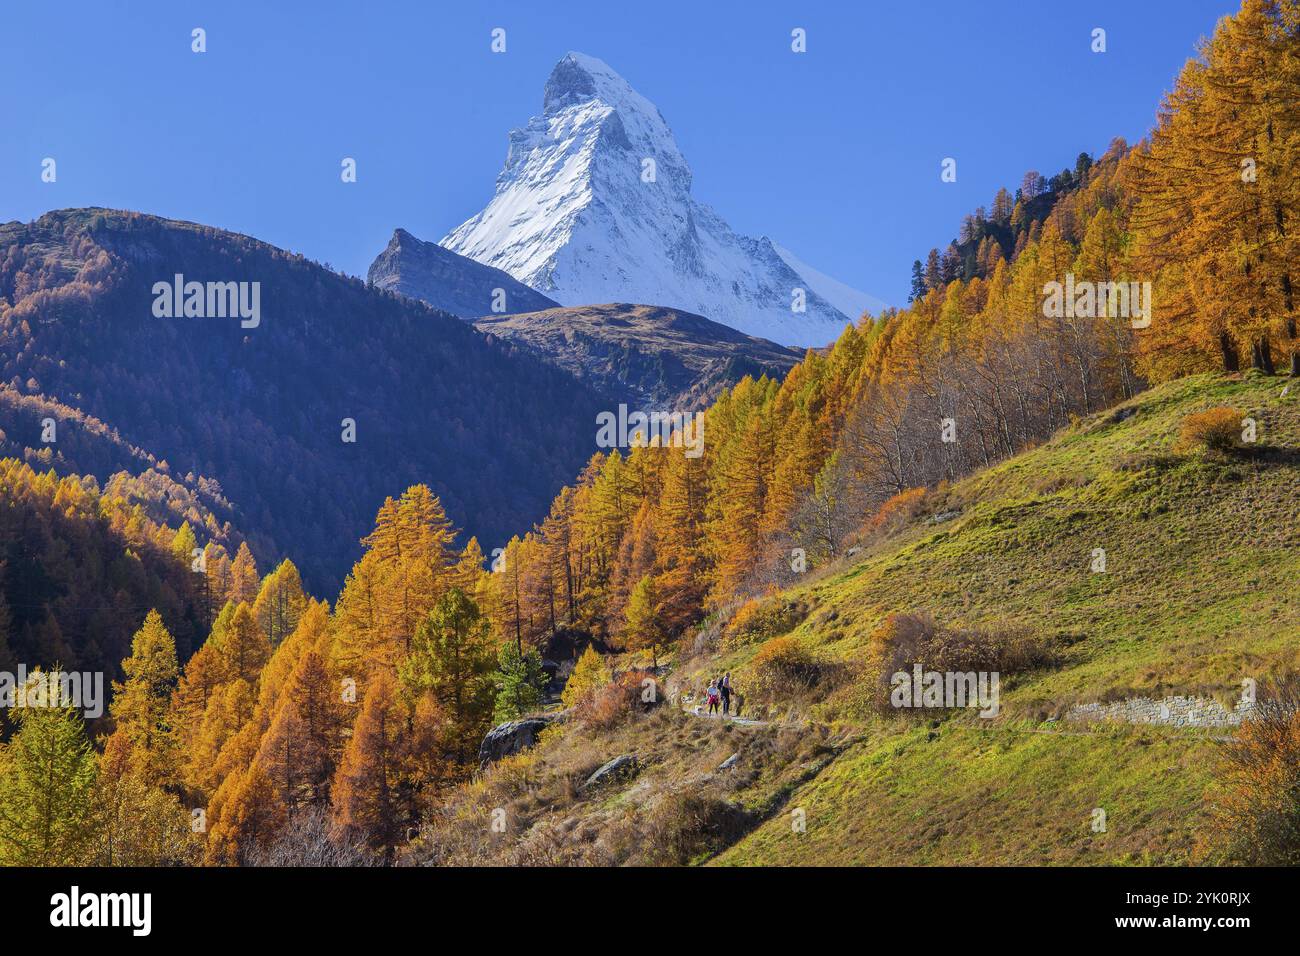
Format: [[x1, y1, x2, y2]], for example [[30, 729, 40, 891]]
[[582, 754, 640, 790], [477, 711, 566, 770]]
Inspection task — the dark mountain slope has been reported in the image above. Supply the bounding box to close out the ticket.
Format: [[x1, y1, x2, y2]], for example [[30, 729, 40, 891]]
[[367, 227, 560, 318], [0, 384, 243, 554], [474, 303, 802, 411], [0, 209, 605, 593]]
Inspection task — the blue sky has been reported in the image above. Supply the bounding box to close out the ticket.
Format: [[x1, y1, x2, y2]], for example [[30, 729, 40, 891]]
[[1, 0, 1234, 308]]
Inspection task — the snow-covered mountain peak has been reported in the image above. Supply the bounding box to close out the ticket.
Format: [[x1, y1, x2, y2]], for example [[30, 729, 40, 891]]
[[540, 53, 688, 176], [441, 52, 874, 347]]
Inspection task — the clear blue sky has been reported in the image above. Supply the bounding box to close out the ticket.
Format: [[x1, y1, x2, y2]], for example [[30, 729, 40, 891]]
[[0, 0, 1235, 308]]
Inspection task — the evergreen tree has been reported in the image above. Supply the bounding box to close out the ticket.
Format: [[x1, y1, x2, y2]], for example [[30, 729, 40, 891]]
[[909, 259, 927, 302], [0, 673, 97, 865], [397, 589, 496, 761], [493, 641, 548, 723], [923, 248, 943, 292]]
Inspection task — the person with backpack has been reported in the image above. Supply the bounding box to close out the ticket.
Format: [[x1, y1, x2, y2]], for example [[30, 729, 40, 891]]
[[706, 680, 721, 715], [720, 672, 732, 715]]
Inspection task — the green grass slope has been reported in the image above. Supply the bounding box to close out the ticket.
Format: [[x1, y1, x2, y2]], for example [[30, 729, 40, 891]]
[[710, 371, 1300, 865]]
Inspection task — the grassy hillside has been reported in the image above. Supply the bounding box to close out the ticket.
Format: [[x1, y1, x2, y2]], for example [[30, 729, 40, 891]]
[[713, 370, 1299, 865], [445, 372, 1300, 866]]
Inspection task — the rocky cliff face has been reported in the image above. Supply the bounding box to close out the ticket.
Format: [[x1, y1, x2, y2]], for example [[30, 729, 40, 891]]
[[441, 52, 877, 347], [367, 228, 559, 318]]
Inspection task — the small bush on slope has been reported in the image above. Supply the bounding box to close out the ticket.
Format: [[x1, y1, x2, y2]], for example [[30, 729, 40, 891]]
[[1175, 406, 1248, 455], [561, 645, 611, 709], [862, 612, 1056, 715], [574, 669, 658, 731], [1200, 674, 1300, 865], [748, 635, 822, 702], [722, 596, 809, 651]]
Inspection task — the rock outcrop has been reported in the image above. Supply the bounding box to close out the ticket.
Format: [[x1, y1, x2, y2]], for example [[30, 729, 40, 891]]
[[582, 754, 640, 790], [478, 711, 567, 770]]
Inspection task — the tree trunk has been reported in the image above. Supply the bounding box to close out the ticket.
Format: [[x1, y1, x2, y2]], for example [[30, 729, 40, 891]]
[[1220, 332, 1240, 372], [1252, 337, 1275, 374]]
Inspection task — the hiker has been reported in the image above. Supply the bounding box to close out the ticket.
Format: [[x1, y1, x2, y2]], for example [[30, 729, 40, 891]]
[[720, 672, 732, 715], [706, 680, 720, 715]]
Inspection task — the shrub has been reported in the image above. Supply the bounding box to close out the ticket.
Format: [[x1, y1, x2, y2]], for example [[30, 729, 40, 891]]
[[640, 790, 753, 865], [1201, 675, 1300, 864], [574, 669, 658, 730], [866, 486, 927, 535], [722, 596, 808, 650], [1175, 406, 1246, 454], [863, 612, 1053, 715], [561, 645, 611, 709], [747, 635, 821, 701]]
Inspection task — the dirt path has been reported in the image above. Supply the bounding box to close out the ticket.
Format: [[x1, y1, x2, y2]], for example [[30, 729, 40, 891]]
[[685, 706, 770, 727]]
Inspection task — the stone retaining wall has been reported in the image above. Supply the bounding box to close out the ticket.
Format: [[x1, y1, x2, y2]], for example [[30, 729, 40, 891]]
[[1066, 694, 1254, 728]]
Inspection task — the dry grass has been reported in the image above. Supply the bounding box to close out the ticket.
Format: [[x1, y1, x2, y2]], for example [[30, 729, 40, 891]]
[[405, 703, 826, 866]]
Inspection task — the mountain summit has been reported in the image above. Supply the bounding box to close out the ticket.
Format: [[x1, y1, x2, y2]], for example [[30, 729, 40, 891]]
[[441, 52, 877, 347]]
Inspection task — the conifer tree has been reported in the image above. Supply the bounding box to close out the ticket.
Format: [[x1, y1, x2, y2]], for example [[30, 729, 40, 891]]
[[256, 648, 343, 812], [561, 645, 611, 709], [331, 672, 402, 859], [90, 733, 197, 866], [215, 603, 272, 686], [108, 609, 181, 784], [204, 765, 286, 865], [0, 673, 97, 865], [252, 559, 308, 647], [397, 589, 496, 761], [623, 574, 665, 667], [452, 536, 487, 595], [187, 679, 256, 795], [170, 521, 198, 569], [228, 542, 260, 606], [493, 642, 548, 723]]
